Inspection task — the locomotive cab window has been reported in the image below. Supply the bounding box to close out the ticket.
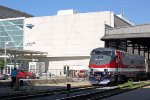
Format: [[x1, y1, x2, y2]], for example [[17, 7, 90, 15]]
[[91, 50, 112, 56], [91, 50, 102, 55]]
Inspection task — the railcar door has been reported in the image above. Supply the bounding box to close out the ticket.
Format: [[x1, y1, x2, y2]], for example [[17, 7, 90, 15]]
[[115, 51, 122, 72]]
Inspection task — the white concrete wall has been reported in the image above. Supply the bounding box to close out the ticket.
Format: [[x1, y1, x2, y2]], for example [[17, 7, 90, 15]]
[[23, 11, 115, 75], [24, 11, 114, 57], [48, 58, 89, 76]]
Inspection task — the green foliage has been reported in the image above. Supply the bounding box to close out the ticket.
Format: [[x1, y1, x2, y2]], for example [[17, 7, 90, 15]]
[[119, 80, 150, 89], [131, 82, 149, 89], [0, 59, 4, 69], [119, 80, 133, 89]]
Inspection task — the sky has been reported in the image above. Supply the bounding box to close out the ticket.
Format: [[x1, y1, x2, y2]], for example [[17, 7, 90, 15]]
[[0, 0, 150, 25]]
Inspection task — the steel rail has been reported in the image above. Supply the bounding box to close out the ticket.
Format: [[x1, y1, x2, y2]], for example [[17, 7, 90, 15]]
[[59, 83, 150, 100], [1, 85, 98, 100]]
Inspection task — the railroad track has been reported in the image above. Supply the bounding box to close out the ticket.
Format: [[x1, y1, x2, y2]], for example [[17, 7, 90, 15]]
[[1, 85, 99, 100], [2, 81, 149, 100], [23, 85, 117, 100], [59, 82, 150, 100], [59, 87, 125, 100]]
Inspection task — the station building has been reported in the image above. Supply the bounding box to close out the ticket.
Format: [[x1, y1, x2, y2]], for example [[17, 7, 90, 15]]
[[0, 7, 132, 76], [23, 9, 132, 76]]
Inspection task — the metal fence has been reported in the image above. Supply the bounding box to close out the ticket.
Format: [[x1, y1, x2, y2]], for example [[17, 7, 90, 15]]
[[0, 68, 89, 88], [1, 68, 89, 80]]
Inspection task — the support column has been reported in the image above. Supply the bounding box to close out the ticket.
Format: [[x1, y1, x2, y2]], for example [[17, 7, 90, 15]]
[[143, 47, 145, 57], [148, 49, 149, 60], [125, 40, 127, 52], [138, 44, 140, 55], [116, 41, 119, 50], [132, 43, 135, 54], [105, 41, 109, 48], [14, 52, 17, 68], [31, 53, 33, 61]]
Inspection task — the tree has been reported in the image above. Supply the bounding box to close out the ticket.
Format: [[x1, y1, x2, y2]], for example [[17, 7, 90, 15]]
[[0, 59, 4, 74]]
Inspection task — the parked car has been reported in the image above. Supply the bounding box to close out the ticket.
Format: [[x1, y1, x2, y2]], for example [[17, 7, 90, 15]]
[[0, 74, 9, 80], [17, 71, 36, 79], [35, 73, 40, 79], [78, 70, 88, 78]]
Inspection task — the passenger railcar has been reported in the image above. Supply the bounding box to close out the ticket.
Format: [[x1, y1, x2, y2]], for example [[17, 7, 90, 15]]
[[89, 48, 150, 85]]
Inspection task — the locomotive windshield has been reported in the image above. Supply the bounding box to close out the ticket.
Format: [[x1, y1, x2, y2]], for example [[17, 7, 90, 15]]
[[91, 50, 112, 56]]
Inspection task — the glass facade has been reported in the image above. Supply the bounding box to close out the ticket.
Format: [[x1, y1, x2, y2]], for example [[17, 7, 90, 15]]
[[0, 18, 24, 49]]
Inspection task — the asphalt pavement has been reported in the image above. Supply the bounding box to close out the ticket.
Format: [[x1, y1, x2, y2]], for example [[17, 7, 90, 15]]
[[102, 85, 150, 100]]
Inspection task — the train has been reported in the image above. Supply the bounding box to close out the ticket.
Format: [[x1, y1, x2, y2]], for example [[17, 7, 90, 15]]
[[88, 48, 150, 85]]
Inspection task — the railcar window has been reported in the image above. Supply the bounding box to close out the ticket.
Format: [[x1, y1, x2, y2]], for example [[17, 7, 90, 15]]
[[121, 52, 125, 57]]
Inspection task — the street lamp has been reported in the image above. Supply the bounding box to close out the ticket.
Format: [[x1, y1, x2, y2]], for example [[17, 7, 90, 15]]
[[4, 42, 9, 74]]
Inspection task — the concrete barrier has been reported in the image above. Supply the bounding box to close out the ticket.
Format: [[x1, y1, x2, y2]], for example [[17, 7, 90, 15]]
[[0, 77, 87, 87], [0, 78, 70, 87]]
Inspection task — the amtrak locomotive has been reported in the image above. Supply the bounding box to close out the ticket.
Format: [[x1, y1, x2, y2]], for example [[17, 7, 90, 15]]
[[89, 48, 150, 85]]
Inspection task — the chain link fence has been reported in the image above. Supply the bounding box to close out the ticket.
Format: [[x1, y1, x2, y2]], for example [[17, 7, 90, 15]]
[[1, 68, 89, 80]]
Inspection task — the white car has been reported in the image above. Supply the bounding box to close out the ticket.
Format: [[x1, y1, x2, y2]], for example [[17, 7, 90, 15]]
[[0, 74, 9, 80], [35, 73, 40, 79]]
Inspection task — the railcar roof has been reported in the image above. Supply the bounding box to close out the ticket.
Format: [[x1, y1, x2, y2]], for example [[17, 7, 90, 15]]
[[92, 48, 145, 58]]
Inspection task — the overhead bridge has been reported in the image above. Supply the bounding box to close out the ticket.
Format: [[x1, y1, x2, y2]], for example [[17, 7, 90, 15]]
[[102, 24, 150, 59]]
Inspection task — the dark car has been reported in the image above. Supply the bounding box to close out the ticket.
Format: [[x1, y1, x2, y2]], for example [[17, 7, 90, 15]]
[[0, 74, 9, 80]]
